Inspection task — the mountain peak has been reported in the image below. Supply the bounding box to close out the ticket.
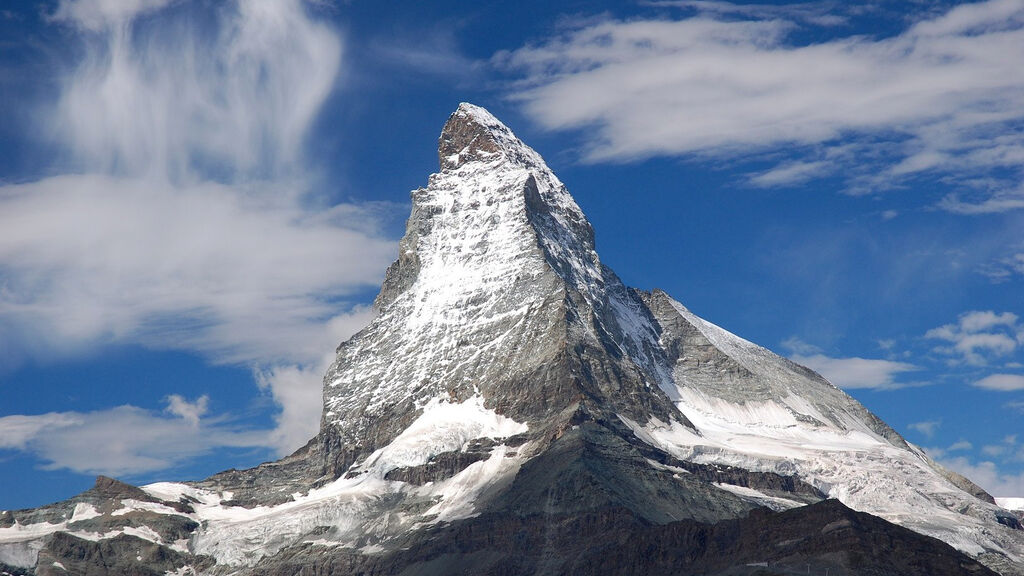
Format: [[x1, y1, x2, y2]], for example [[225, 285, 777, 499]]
[[438, 103, 539, 171], [3, 104, 1023, 576]]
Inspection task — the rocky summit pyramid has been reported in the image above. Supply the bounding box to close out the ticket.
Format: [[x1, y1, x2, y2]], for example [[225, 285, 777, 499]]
[[2, 104, 1023, 576]]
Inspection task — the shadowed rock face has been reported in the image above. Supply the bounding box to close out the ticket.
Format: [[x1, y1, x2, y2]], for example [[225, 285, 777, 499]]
[[1, 104, 1021, 576], [248, 499, 999, 576]]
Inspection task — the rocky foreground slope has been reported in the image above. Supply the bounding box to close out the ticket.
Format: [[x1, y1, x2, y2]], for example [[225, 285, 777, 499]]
[[2, 104, 1022, 575]]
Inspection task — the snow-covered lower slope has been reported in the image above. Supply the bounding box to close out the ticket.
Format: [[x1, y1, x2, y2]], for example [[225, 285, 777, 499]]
[[151, 395, 528, 569], [0, 396, 529, 572], [623, 291, 1024, 568]]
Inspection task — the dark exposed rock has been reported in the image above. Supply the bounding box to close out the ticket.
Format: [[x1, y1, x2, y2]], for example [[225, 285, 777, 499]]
[[34, 533, 213, 576], [0, 562, 34, 576], [487, 420, 758, 524], [193, 436, 325, 506], [996, 513, 1023, 531], [250, 499, 997, 576], [384, 449, 492, 485], [88, 477, 150, 502], [66, 512, 198, 544]]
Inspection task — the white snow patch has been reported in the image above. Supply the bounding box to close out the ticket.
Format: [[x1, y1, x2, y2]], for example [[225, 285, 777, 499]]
[[421, 444, 523, 522], [122, 524, 163, 544], [359, 544, 384, 554], [70, 503, 102, 523], [358, 395, 527, 475], [177, 397, 529, 568], [621, 392, 1024, 564], [712, 483, 804, 511], [644, 458, 691, 476], [170, 538, 190, 553], [0, 517, 72, 567], [0, 519, 69, 542], [52, 561, 67, 570], [997, 497, 1024, 511], [112, 499, 184, 517]]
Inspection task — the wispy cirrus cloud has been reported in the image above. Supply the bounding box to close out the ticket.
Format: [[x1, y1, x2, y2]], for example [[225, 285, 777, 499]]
[[980, 251, 1024, 282], [498, 0, 1024, 209], [644, 0, 852, 27], [0, 0, 396, 472], [52, 0, 177, 31]]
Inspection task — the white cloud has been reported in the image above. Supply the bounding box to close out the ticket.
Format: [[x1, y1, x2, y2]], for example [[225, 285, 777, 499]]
[[52, 0, 177, 31], [979, 437, 1021, 463], [926, 440, 974, 459], [940, 456, 1024, 498], [53, 0, 341, 181], [974, 373, 1024, 391], [0, 175, 393, 367], [925, 310, 1022, 365], [647, 0, 850, 27], [940, 191, 1024, 215], [780, 336, 821, 356], [948, 440, 973, 452], [0, 0, 398, 471], [498, 0, 1024, 207], [981, 252, 1024, 282], [782, 337, 919, 390], [748, 160, 831, 187], [959, 311, 1019, 333], [165, 394, 209, 427], [984, 445, 1007, 457], [0, 398, 267, 476], [254, 307, 375, 453], [790, 353, 919, 390], [909, 420, 941, 439], [0, 413, 84, 450]]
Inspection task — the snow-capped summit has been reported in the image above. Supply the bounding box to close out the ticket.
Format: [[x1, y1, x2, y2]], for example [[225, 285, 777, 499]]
[[2, 104, 1022, 576], [319, 101, 684, 482]]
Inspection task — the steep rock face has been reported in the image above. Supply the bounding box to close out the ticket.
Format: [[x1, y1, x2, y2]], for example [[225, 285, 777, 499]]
[[317, 104, 686, 482], [2, 104, 1023, 576]]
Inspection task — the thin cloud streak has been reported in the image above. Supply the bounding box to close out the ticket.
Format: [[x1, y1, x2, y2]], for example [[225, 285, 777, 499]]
[[498, 0, 1024, 209], [790, 353, 919, 390], [974, 374, 1024, 391], [0, 399, 269, 476], [782, 337, 919, 390]]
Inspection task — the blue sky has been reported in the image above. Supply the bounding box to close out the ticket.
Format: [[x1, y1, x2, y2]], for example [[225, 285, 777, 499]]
[[1, 0, 1023, 509]]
